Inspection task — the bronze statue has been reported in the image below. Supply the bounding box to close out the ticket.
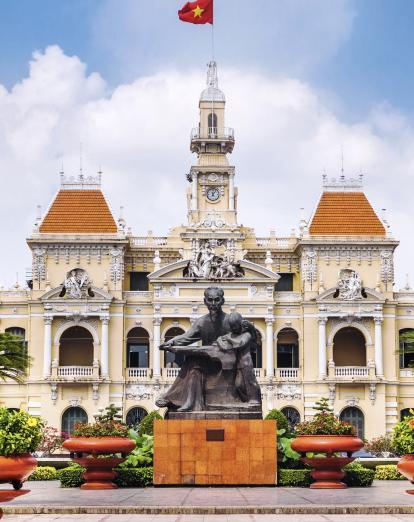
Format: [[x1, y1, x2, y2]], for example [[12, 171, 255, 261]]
[[155, 286, 262, 418]]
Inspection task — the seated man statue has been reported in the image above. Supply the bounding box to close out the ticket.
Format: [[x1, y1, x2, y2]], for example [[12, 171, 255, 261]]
[[155, 286, 262, 415]]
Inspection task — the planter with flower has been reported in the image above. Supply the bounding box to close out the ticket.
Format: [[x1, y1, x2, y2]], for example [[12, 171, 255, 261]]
[[291, 398, 363, 489], [62, 405, 135, 490], [392, 409, 414, 494], [0, 407, 43, 490]]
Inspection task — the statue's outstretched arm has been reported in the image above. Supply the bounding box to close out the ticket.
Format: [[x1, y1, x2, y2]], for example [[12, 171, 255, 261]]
[[159, 320, 202, 350]]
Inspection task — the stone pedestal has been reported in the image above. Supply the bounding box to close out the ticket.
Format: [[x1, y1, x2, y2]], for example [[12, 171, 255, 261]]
[[153, 419, 277, 486]]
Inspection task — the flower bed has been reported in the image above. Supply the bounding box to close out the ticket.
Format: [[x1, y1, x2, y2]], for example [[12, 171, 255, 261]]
[[375, 465, 405, 480]]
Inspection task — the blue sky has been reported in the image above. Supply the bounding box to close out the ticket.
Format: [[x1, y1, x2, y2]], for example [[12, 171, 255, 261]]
[[1, 0, 414, 287], [1, 0, 414, 120]]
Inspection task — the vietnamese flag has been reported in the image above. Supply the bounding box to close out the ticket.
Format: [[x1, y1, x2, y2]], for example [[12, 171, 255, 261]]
[[178, 0, 213, 25]]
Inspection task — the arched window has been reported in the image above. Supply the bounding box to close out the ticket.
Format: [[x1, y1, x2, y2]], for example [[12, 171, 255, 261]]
[[251, 329, 262, 369], [5, 327, 27, 352], [333, 327, 366, 366], [59, 326, 94, 366], [126, 407, 148, 429], [62, 407, 87, 435], [399, 329, 414, 369], [340, 407, 364, 439], [5, 327, 25, 339], [163, 328, 185, 368], [208, 112, 218, 136], [127, 328, 150, 368], [401, 408, 413, 421], [277, 328, 299, 368], [281, 407, 301, 431]]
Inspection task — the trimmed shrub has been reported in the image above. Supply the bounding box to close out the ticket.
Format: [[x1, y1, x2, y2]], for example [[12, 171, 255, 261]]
[[115, 467, 153, 487], [57, 464, 153, 488], [343, 462, 375, 487], [138, 411, 162, 437], [375, 464, 405, 480], [57, 464, 85, 488], [278, 468, 312, 487], [28, 466, 58, 481], [265, 409, 289, 433]]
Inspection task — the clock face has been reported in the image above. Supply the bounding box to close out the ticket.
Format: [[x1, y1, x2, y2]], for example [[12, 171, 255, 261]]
[[207, 187, 220, 202]]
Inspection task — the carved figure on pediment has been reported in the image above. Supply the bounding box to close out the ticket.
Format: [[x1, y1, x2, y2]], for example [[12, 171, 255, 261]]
[[336, 269, 364, 300], [184, 240, 244, 280], [59, 268, 94, 299]]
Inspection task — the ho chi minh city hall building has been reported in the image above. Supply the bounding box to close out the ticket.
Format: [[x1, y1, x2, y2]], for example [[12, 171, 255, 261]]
[[0, 62, 413, 440]]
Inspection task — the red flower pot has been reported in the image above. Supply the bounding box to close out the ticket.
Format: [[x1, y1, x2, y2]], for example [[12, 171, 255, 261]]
[[0, 454, 37, 491], [62, 437, 135, 490], [397, 454, 414, 495], [291, 435, 364, 489]]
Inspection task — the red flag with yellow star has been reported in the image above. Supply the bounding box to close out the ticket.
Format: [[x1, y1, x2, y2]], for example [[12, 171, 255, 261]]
[[178, 0, 213, 25]]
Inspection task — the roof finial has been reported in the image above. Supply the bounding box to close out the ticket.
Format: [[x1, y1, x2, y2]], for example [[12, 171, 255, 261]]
[[79, 142, 83, 178], [340, 145, 345, 180], [206, 60, 218, 89]]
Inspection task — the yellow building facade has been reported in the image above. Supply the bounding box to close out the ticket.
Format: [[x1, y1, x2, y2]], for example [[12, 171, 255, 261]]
[[0, 62, 412, 439]]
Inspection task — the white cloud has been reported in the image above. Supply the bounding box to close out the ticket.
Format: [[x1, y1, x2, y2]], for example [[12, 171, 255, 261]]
[[0, 45, 413, 289]]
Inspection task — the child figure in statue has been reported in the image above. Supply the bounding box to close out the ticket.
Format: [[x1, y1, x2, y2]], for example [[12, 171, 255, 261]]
[[216, 312, 262, 407]]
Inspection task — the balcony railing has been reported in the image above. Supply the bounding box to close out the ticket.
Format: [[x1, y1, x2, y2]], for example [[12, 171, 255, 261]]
[[130, 236, 168, 247], [127, 368, 151, 379], [191, 127, 234, 140], [164, 368, 181, 379], [275, 368, 299, 380], [334, 366, 369, 378], [58, 366, 94, 377], [400, 369, 414, 377]]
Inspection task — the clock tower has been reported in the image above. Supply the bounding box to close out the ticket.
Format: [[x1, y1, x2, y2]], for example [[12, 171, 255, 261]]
[[187, 61, 238, 231]]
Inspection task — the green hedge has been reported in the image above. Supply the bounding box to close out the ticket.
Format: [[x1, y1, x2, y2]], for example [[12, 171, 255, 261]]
[[278, 462, 374, 488], [57, 464, 153, 488], [278, 469, 312, 487], [115, 468, 153, 487], [343, 462, 375, 487], [28, 466, 58, 481], [375, 465, 405, 480], [57, 464, 85, 488]]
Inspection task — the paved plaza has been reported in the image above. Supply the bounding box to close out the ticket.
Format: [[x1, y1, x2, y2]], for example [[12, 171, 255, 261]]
[[4, 515, 414, 522], [1, 480, 414, 521]]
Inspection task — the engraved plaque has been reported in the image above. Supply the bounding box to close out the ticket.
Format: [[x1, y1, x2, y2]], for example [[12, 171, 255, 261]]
[[206, 428, 225, 441]]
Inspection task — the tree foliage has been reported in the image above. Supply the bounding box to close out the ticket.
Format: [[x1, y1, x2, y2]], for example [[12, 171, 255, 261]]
[[0, 333, 30, 383]]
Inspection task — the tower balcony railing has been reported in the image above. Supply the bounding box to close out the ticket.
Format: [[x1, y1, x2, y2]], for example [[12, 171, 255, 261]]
[[191, 127, 234, 141]]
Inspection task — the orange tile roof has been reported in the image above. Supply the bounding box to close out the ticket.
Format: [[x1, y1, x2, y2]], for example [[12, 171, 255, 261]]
[[39, 190, 117, 234], [309, 192, 386, 236]]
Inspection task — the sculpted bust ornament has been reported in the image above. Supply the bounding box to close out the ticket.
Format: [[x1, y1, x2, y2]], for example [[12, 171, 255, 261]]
[[155, 286, 262, 419]]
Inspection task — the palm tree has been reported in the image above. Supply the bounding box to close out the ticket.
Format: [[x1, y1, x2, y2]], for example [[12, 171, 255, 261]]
[[0, 332, 30, 382]]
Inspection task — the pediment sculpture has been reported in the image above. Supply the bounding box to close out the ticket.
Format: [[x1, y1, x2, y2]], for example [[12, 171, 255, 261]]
[[184, 239, 244, 280], [335, 269, 365, 300], [59, 268, 94, 299]]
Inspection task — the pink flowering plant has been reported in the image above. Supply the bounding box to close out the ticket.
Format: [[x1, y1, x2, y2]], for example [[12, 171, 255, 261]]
[[37, 426, 67, 455], [295, 398, 355, 436], [73, 404, 129, 438]]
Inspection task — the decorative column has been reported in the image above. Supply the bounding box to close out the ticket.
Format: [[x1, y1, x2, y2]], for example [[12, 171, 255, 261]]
[[265, 318, 274, 379], [153, 317, 162, 377], [318, 318, 327, 379], [228, 171, 235, 211], [100, 317, 110, 379], [43, 316, 53, 378], [191, 171, 198, 211], [374, 317, 384, 377]]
